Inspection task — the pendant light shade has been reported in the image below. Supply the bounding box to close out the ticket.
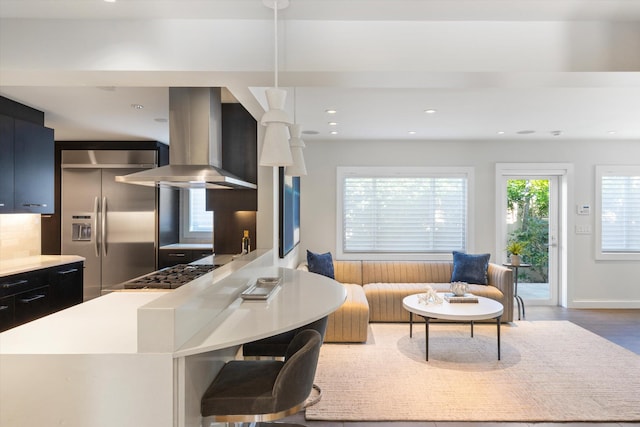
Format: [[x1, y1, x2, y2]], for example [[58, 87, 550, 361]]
[[285, 123, 307, 176], [260, 88, 293, 166], [259, 0, 294, 167]]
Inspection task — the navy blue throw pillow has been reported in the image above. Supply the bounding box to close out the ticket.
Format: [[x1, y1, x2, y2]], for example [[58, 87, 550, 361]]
[[306, 250, 335, 279], [451, 251, 490, 285]]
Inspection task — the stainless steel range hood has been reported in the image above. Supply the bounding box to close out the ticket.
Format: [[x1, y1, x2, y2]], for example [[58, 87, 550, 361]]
[[116, 87, 257, 190]]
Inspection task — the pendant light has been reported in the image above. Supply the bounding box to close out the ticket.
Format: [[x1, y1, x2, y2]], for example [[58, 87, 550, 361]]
[[285, 88, 307, 176], [259, 0, 293, 167]]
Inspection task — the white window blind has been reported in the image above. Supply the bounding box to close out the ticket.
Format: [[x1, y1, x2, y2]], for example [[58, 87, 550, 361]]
[[340, 170, 468, 255], [600, 176, 640, 251], [596, 166, 640, 260], [188, 188, 213, 233]]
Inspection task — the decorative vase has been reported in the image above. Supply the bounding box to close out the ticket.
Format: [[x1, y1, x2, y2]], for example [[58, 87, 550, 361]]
[[510, 254, 521, 266], [450, 281, 469, 296]]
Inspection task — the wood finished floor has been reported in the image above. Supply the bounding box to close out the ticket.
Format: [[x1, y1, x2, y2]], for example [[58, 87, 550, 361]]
[[280, 305, 640, 427]]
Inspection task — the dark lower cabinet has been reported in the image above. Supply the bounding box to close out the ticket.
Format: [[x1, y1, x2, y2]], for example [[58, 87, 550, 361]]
[[0, 261, 83, 332], [14, 286, 51, 326], [49, 262, 83, 311], [158, 249, 213, 269], [0, 295, 16, 330]]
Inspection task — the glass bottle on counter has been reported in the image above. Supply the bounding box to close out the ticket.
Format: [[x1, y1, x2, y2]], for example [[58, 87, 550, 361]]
[[241, 230, 251, 254]]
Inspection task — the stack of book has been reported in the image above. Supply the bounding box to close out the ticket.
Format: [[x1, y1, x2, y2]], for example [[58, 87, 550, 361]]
[[444, 293, 479, 303]]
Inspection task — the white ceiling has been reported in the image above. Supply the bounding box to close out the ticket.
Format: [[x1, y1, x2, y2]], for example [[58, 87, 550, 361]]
[[1, 0, 640, 143]]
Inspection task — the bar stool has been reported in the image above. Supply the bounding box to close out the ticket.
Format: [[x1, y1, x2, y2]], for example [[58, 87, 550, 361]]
[[201, 329, 322, 427], [242, 316, 328, 358], [242, 316, 328, 407]]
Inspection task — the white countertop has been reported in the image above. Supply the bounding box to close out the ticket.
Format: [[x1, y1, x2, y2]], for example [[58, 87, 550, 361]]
[[0, 291, 167, 354], [0, 255, 85, 277], [1, 250, 347, 359], [173, 266, 347, 357]]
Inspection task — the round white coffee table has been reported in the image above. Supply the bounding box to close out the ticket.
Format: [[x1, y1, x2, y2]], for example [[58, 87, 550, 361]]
[[402, 293, 504, 361]]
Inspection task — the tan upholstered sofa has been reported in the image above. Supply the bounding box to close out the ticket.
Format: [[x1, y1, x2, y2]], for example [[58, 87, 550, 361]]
[[298, 260, 514, 343]]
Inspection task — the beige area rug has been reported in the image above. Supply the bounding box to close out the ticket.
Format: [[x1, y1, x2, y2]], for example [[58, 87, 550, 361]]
[[306, 321, 640, 422]]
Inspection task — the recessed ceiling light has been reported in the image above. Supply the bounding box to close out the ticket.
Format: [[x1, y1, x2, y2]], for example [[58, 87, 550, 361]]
[[325, 109, 337, 114], [408, 131, 416, 135], [551, 130, 562, 137], [104, 0, 116, 3], [424, 109, 437, 114], [330, 131, 338, 135], [328, 122, 338, 126], [497, 131, 505, 135], [130, 103, 144, 109], [608, 130, 617, 135]]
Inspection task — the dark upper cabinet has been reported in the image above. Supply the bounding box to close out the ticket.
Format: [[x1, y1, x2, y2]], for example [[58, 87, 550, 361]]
[[206, 103, 258, 212], [0, 114, 54, 214], [13, 118, 54, 213], [0, 115, 15, 213]]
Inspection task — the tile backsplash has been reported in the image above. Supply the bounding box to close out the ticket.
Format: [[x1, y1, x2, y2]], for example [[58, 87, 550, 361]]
[[0, 214, 41, 260]]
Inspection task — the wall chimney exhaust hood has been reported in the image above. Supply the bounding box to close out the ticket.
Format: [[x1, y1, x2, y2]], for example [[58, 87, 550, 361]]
[[116, 87, 257, 190]]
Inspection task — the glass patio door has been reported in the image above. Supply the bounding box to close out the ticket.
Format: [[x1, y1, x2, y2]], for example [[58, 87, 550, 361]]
[[502, 176, 559, 306], [495, 166, 564, 312]]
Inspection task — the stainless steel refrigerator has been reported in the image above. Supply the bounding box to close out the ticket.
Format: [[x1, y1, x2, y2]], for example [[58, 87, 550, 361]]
[[61, 150, 158, 300]]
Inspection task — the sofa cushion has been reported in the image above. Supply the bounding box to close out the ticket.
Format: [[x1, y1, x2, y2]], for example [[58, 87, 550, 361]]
[[362, 261, 453, 284], [324, 283, 369, 343], [451, 251, 490, 285], [364, 282, 505, 322], [306, 250, 335, 279], [364, 283, 430, 322]]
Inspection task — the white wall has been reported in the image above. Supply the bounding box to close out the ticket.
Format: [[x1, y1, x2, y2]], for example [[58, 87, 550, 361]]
[[298, 138, 640, 309]]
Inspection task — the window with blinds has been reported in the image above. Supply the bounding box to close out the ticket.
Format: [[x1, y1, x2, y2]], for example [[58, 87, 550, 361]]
[[188, 188, 213, 233], [596, 165, 640, 260], [337, 167, 472, 259], [181, 188, 213, 241]]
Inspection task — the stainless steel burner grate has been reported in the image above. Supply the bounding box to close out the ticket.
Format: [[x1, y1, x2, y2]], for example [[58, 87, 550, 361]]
[[123, 264, 216, 289]]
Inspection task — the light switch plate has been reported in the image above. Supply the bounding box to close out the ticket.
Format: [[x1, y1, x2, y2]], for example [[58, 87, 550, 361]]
[[575, 224, 592, 234]]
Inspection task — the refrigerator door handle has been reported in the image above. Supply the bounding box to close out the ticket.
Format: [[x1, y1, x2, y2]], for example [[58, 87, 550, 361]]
[[102, 196, 108, 256], [94, 196, 100, 257]]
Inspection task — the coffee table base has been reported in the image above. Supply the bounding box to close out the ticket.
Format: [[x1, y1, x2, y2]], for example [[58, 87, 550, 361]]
[[409, 312, 501, 361]]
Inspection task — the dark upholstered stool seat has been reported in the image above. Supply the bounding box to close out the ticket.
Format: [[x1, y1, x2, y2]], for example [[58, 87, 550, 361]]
[[202, 361, 283, 416], [242, 316, 328, 357], [201, 329, 322, 425]]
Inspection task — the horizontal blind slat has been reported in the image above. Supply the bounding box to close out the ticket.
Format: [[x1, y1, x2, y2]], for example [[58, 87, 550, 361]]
[[343, 175, 466, 253]]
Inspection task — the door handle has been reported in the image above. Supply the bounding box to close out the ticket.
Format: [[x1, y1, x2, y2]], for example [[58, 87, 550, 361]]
[[1, 279, 28, 289], [18, 294, 46, 304], [102, 197, 108, 256], [57, 268, 79, 276], [94, 196, 100, 257]]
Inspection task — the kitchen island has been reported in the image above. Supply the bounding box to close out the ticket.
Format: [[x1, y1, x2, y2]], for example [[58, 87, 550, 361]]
[[0, 250, 346, 427]]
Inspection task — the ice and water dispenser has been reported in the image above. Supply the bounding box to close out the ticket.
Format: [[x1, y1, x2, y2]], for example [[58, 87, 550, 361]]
[[71, 216, 92, 241]]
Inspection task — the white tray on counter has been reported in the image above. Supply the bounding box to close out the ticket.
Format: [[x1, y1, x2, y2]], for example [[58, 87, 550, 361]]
[[240, 277, 282, 300]]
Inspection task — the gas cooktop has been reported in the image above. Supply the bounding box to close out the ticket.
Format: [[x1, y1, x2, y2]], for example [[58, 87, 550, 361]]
[[123, 264, 217, 290]]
